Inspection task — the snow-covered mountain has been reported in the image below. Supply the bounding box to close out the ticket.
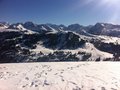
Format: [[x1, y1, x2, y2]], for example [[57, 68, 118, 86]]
[[6, 22, 120, 37], [0, 22, 120, 63], [89, 23, 120, 37], [0, 22, 9, 29]]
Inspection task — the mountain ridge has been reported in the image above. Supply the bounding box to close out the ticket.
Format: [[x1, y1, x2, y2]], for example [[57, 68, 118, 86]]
[[1, 21, 120, 37], [0, 21, 120, 62]]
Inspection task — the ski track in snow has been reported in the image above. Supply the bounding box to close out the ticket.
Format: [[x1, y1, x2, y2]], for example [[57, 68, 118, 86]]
[[0, 62, 120, 90]]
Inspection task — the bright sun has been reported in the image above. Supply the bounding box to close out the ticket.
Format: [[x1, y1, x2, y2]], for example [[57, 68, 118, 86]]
[[101, 0, 120, 6], [83, 0, 120, 7], [82, 0, 120, 24]]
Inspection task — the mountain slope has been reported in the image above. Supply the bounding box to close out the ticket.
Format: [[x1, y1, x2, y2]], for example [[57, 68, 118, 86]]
[[6, 22, 120, 37], [89, 23, 120, 37], [0, 28, 116, 63], [0, 22, 120, 62]]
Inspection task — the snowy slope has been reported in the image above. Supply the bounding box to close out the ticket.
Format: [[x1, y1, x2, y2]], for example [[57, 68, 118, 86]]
[[0, 22, 120, 62], [0, 28, 117, 62], [0, 22, 9, 29], [31, 42, 113, 61], [89, 23, 120, 37], [0, 62, 120, 90], [97, 35, 120, 44]]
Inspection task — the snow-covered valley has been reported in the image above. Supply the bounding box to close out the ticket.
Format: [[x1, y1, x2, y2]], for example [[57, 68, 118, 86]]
[[0, 62, 120, 90]]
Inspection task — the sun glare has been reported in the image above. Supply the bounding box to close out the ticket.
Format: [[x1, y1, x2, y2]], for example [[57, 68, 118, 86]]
[[83, 0, 120, 8], [101, 0, 120, 6], [82, 0, 120, 24]]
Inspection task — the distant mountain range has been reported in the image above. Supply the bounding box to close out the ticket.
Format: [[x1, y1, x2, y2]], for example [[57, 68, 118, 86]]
[[1, 22, 119, 37], [0, 22, 120, 63]]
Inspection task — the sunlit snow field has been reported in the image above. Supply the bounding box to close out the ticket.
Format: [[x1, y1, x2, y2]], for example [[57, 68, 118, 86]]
[[0, 62, 120, 90]]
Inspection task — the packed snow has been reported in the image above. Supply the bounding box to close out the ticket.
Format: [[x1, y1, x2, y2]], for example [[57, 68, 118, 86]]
[[0, 62, 120, 90]]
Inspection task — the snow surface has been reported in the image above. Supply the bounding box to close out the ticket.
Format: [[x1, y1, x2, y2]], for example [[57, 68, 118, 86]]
[[0, 62, 120, 90]]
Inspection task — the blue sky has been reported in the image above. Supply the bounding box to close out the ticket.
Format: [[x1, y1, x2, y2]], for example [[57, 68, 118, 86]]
[[0, 0, 120, 25]]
